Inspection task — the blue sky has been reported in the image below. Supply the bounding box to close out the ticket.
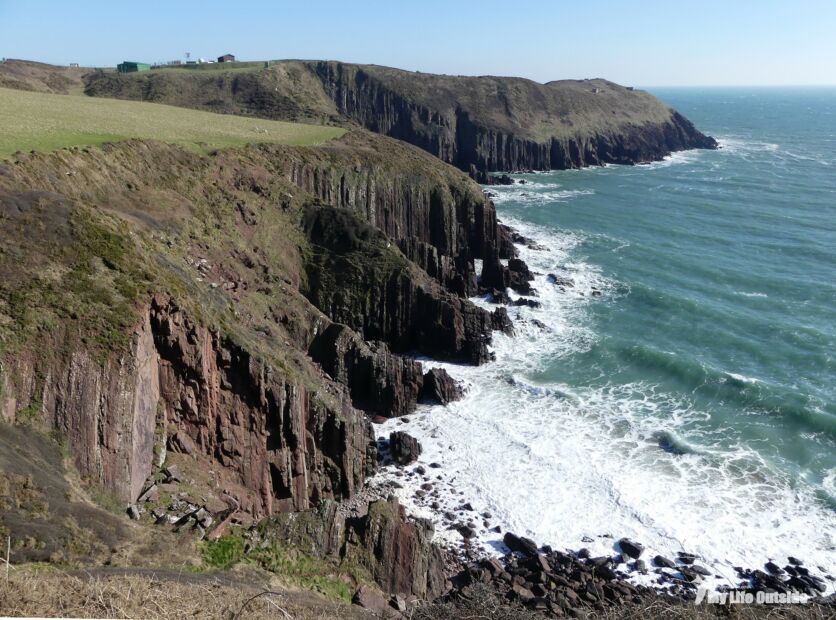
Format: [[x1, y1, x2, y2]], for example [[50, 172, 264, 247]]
[[1, 0, 835, 86]]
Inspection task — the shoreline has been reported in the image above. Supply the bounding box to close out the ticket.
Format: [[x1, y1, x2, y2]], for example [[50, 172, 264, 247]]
[[365, 200, 836, 611]]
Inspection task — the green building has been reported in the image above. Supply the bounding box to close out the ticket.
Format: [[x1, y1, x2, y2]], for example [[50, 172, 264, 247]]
[[116, 61, 151, 73]]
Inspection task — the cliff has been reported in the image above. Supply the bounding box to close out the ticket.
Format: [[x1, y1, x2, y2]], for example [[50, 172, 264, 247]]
[[81, 60, 717, 172], [0, 131, 513, 599]]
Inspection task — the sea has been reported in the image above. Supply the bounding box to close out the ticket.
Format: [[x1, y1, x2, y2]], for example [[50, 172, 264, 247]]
[[376, 88, 836, 591]]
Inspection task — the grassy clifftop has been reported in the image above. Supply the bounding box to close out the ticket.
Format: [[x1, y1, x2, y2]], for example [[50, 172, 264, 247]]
[[80, 59, 716, 171], [0, 86, 345, 158], [1, 58, 715, 170]]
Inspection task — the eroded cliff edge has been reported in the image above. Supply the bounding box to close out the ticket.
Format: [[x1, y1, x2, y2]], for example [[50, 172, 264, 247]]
[[81, 59, 718, 173], [0, 132, 514, 600]]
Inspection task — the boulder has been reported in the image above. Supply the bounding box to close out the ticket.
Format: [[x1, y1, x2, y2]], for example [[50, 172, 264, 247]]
[[547, 273, 575, 289], [677, 551, 697, 565], [163, 464, 182, 483], [653, 555, 676, 569], [168, 431, 195, 455], [353, 586, 388, 611], [618, 538, 644, 559], [513, 297, 541, 308], [389, 431, 422, 466], [419, 368, 463, 405], [137, 483, 159, 503], [503, 532, 538, 556], [491, 307, 514, 335]]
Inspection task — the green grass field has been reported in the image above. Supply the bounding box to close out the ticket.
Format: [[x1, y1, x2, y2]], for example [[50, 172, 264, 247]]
[[0, 86, 345, 158]]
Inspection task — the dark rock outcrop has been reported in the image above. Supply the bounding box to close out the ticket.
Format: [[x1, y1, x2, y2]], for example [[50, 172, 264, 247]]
[[503, 532, 539, 556], [419, 368, 463, 405], [301, 204, 496, 365], [480, 243, 534, 295], [390, 431, 422, 466], [617, 538, 645, 559], [309, 323, 423, 418], [255, 498, 448, 600]]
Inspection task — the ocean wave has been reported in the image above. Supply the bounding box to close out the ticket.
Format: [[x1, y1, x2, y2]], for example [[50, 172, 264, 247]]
[[723, 372, 760, 386], [734, 290, 768, 298], [640, 150, 702, 168], [490, 188, 594, 205], [373, 362, 836, 593], [717, 137, 781, 154]]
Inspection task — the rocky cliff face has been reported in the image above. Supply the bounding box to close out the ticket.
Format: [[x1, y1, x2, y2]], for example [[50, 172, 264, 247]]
[[0, 133, 516, 599], [150, 295, 373, 516], [0, 129, 530, 607], [310, 62, 718, 173], [0, 296, 375, 517], [82, 60, 717, 174], [0, 319, 160, 504], [257, 497, 447, 600]]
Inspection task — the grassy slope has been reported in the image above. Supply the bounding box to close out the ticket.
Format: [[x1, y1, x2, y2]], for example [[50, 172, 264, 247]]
[[82, 62, 343, 125], [1, 568, 372, 619], [0, 59, 90, 94], [0, 87, 345, 158]]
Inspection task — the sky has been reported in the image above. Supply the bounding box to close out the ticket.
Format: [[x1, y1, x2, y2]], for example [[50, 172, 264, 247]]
[[1, 0, 835, 86]]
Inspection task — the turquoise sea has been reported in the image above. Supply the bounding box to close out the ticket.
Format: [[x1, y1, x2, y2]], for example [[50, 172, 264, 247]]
[[378, 88, 836, 587]]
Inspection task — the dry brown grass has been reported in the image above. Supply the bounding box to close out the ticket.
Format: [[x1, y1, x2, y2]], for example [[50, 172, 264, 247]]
[[0, 567, 373, 619]]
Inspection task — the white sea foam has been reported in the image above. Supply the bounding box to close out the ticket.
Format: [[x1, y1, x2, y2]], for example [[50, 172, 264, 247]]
[[724, 372, 760, 385], [369, 215, 836, 594], [735, 290, 768, 298], [717, 137, 781, 154], [490, 187, 594, 205], [641, 149, 702, 169]]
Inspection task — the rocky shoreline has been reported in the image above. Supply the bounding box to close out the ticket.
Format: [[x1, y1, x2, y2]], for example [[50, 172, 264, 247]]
[[360, 215, 836, 617]]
